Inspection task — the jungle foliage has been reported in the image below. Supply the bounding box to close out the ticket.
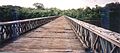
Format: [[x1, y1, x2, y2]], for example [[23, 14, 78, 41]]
[[0, 2, 119, 22]]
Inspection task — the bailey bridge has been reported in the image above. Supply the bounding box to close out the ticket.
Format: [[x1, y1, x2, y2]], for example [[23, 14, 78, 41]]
[[0, 16, 120, 53]]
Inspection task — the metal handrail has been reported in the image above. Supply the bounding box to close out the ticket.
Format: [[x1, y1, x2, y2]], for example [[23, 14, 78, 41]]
[[0, 16, 57, 25], [65, 16, 120, 53], [0, 16, 58, 43]]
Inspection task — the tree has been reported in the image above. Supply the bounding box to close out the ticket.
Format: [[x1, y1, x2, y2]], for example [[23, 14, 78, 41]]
[[33, 3, 44, 9], [0, 5, 21, 21], [105, 2, 120, 33]]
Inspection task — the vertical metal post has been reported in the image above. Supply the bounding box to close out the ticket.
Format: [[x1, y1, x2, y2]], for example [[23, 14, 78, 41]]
[[11, 8, 19, 39]]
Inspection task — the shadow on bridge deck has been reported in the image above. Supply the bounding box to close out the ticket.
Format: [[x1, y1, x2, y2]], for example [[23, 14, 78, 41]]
[[0, 16, 85, 53]]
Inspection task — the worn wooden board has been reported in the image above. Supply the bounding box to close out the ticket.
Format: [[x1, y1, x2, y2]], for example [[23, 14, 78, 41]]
[[0, 16, 85, 53]]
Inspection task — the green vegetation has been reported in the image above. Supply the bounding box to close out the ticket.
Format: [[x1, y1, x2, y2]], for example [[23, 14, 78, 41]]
[[105, 2, 120, 33], [0, 2, 119, 22], [0, 2, 102, 22]]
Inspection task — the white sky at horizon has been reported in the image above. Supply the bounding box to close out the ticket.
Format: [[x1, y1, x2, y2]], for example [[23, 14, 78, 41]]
[[0, 0, 119, 10]]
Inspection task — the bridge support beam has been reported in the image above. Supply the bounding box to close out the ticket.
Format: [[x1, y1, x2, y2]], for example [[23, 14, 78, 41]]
[[65, 16, 120, 53]]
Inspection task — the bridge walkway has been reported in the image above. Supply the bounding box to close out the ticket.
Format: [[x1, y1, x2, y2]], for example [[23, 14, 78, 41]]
[[0, 16, 85, 53]]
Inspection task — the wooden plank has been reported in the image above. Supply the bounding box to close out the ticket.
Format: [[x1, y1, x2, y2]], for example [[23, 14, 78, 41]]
[[0, 16, 85, 53]]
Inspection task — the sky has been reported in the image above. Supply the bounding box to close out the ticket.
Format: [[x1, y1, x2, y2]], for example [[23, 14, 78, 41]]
[[0, 0, 119, 10]]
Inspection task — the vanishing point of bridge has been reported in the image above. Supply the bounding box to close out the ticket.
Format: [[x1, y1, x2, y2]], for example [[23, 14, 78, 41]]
[[0, 16, 120, 53]]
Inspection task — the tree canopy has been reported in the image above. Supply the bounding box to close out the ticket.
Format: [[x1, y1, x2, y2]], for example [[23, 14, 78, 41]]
[[0, 2, 119, 22], [33, 3, 44, 9]]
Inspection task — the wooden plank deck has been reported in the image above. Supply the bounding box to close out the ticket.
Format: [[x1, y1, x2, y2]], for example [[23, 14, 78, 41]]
[[0, 17, 85, 53]]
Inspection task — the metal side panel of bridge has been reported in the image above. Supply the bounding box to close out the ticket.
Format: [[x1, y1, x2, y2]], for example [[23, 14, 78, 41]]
[[0, 16, 85, 53], [65, 16, 120, 53]]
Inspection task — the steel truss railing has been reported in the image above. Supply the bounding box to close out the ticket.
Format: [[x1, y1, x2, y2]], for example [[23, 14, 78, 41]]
[[0, 16, 58, 43], [65, 16, 120, 53]]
